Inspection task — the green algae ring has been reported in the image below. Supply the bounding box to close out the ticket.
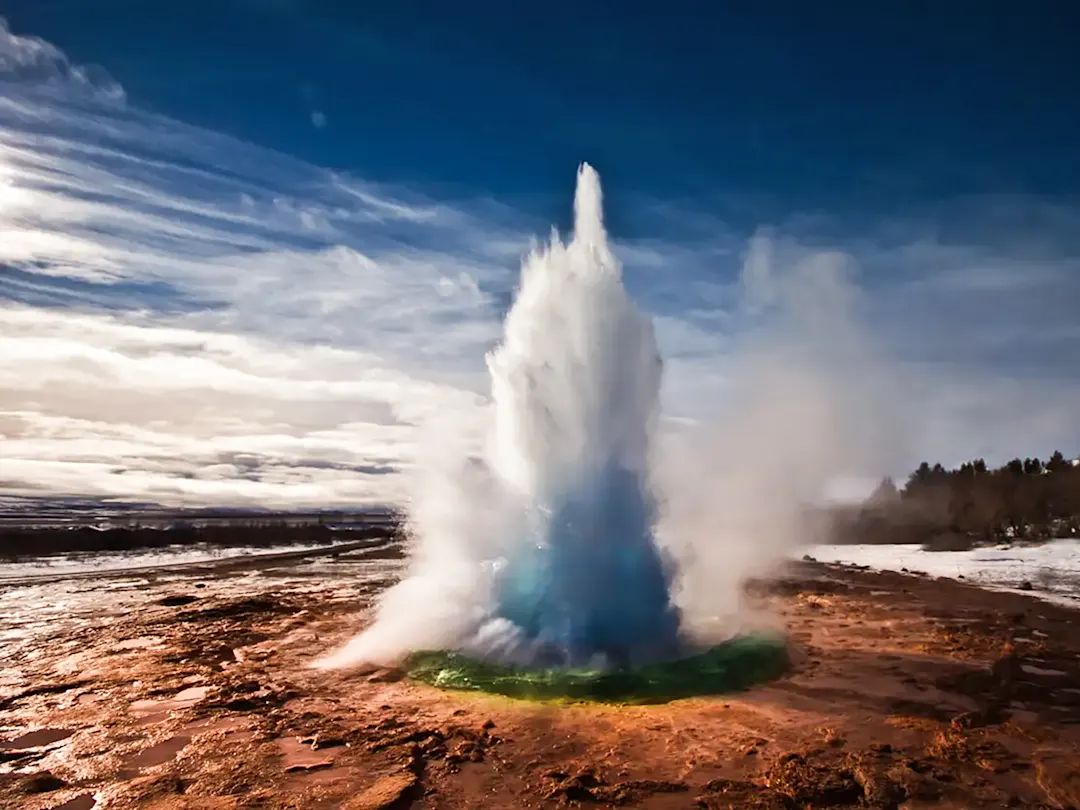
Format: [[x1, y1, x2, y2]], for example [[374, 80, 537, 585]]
[[404, 633, 789, 704]]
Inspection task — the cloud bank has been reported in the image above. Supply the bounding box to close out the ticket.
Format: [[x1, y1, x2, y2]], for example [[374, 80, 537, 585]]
[[1, 16, 1079, 508]]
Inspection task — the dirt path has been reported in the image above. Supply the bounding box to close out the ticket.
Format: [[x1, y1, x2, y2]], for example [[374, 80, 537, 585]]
[[2, 558, 1078, 809]]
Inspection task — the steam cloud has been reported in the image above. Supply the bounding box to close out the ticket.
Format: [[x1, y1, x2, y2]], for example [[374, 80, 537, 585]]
[[316, 164, 899, 670]]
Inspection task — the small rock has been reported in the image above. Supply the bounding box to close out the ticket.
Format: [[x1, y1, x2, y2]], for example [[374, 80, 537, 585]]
[[22, 772, 67, 793], [351, 664, 383, 677], [157, 595, 198, 607], [1035, 759, 1080, 809], [50, 793, 96, 810], [403, 744, 425, 775], [367, 668, 405, 684], [285, 761, 333, 773], [342, 772, 419, 810], [481, 719, 495, 730], [311, 735, 347, 750], [802, 554, 817, 562], [1018, 581, 1034, 592], [854, 767, 906, 810]]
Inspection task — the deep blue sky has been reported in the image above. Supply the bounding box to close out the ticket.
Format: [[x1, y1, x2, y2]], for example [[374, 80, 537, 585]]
[[5, 0, 1079, 227]]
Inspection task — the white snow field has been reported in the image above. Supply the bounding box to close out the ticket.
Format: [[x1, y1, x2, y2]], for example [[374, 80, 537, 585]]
[[806, 539, 1080, 607]]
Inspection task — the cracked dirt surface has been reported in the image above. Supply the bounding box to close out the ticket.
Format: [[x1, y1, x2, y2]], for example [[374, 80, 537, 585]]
[[1, 547, 1079, 809]]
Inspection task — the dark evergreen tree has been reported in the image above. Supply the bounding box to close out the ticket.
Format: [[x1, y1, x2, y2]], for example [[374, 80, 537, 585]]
[[867, 476, 900, 506]]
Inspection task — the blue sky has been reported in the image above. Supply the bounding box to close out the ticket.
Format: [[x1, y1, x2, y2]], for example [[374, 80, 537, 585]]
[[1, 3, 1079, 506], [9, 1, 1080, 211]]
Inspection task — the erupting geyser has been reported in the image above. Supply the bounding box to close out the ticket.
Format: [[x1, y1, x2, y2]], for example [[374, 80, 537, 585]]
[[317, 164, 788, 691], [483, 163, 679, 666]]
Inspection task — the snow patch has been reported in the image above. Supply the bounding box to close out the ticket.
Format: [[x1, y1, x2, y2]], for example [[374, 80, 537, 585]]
[[805, 539, 1080, 607]]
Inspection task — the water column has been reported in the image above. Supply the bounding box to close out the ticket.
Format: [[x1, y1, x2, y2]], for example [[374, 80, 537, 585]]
[[485, 163, 681, 666]]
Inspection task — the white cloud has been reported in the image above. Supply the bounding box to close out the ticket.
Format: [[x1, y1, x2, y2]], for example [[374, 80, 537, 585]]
[[0, 306, 485, 506], [0, 17, 124, 104]]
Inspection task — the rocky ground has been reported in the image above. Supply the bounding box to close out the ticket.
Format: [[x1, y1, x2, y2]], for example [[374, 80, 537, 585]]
[[1, 546, 1079, 809]]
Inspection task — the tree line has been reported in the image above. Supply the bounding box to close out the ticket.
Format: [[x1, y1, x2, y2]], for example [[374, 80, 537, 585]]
[[830, 451, 1080, 547]]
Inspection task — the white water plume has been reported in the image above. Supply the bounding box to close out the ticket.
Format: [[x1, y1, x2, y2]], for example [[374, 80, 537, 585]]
[[317, 164, 893, 670]]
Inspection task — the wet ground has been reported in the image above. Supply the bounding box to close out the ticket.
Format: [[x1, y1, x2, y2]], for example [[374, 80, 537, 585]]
[[1, 545, 1079, 809]]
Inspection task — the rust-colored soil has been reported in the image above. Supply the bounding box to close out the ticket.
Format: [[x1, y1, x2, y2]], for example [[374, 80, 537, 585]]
[[2, 558, 1079, 809]]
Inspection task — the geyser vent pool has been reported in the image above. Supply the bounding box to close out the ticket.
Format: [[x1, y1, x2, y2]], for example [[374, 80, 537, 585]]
[[406, 633, 790, 703]]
